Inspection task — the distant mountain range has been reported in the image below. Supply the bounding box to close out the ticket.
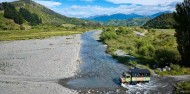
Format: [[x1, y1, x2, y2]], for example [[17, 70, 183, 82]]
[[86, 13, 143, 22], [85, 11, 170, 22], [104, 18, 151, 26]]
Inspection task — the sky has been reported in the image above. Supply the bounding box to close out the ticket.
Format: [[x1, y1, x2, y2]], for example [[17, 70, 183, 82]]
[[0, 0, 183, 18]]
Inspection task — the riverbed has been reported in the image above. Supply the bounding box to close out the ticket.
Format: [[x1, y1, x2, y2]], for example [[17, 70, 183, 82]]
[[0, 34, 81, 94]]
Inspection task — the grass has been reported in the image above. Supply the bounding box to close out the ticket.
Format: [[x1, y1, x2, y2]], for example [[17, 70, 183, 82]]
[[0, 30, 80, 41], [0, 26, 90, 41], [154, 29, 175, 35], [175, 81, 190, 94], [0, 12, 20, 30]]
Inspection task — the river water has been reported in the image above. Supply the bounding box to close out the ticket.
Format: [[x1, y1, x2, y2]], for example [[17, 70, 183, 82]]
[[60, 31, 183, 94]]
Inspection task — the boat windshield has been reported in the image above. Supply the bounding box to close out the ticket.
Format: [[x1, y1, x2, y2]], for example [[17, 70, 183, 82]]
[[123, 72, 130, 77], [126, 76, 130, 78]]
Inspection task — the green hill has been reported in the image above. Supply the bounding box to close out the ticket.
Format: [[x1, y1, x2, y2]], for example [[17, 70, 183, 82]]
[[11, 0, 88, 25], [104, 18, 151, 26], [143, 13, 176, 29], [0, 0, 94, 30]]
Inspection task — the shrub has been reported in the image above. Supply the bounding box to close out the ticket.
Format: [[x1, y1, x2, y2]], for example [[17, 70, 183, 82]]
[[100, 28, 117, 41], [138, 45, 155, 57], [20, 25, 25, 30], [116, 26, 132, 35], [155, 49, 180, 66]]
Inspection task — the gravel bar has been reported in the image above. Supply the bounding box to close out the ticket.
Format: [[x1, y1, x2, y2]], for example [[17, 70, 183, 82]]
[[0, 34, 81, 94]]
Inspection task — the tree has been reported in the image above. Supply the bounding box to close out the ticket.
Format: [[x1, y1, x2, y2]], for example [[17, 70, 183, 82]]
[[0, 3, 4, 10], [174, 0, 190, 66], [3, 2, 17, 19], [30, 13, 42, 25], [155, 49, 180, 67], [19, 8, 42, 26], [14, 13, 24, 25], [19, 8, 31, 21], [3, 2, 24, 25]]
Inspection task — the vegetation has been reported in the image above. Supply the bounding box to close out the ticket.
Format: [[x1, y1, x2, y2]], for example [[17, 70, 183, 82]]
[[0, 12, 21, 30], [1, 2, 46, 26], [174, 0, 190, 67], [100, 27, 190, 75], [2, 2, 24, 25], [19, 8, 42, 25], [175, 81, 190, 94], [104, 18, 151, 26], [143, 13, 176, 29], [174, 2, 190, 92], [0, 26, 91, 41]]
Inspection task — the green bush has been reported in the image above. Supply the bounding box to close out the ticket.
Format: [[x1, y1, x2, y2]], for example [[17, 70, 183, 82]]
[[116, 26, 132, 35], [155, 49, 180, 66], [138, 45, 155, 57], [100, 28, 117, 41]]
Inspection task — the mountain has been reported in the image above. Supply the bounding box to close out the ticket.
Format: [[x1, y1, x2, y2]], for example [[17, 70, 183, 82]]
[[104, 18, 151, 26], [149, 11, 171, 18], [87, 13, 143, 22], [143, 13, 176, 29], [86, 11, 171, 22]]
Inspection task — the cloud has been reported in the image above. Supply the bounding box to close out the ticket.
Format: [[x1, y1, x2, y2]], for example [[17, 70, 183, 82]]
[[53, 5, 115, 18], [31, 0, 182, 18], [105, 0, 183, 5], [53, 3, 177, 18], [0, 0, 17, 3], [34, 0, 62, 7]]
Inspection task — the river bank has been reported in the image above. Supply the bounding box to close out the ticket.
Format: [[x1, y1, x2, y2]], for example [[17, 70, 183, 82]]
[[0, 34, 81, 94]]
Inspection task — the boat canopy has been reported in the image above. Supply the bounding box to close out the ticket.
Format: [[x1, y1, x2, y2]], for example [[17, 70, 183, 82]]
[[129, 69, 150, 74]]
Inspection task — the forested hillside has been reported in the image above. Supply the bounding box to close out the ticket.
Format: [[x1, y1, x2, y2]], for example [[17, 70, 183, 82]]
[[0, 2, 41, 25], [143, 13, 176, 29]]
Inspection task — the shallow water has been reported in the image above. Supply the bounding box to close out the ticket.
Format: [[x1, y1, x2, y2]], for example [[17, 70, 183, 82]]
[[67, 31, 128, 89], [62, 31, 180, 94]]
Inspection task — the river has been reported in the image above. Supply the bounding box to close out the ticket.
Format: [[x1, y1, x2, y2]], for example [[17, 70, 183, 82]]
[[59, 31, 189, 94]]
